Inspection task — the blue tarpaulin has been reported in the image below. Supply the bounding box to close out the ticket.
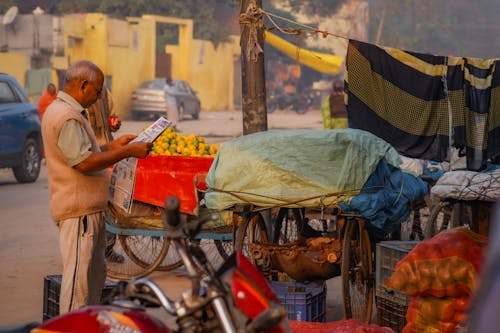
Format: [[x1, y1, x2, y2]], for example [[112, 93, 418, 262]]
[[339, 160, 428, 235]]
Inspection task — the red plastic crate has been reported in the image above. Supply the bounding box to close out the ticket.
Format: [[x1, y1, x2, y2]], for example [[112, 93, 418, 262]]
[[132, 155, 214, 215]]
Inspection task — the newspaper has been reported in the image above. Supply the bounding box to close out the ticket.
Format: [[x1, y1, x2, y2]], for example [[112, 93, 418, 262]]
[[109, 117, 172, 213]]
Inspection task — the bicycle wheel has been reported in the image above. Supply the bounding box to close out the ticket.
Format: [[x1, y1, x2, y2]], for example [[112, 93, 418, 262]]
[[400, 200, 431, 241], [215, 240, 233, 259], [192, 239, 234, 270], [120, 235, 170, 269], [424, 200, 462, 239], [155, 240, 184, 271], [234, 212, 268, 261], [106, 234, 170, 280], [341, 219, 374, 323], [156, 239, 233, 272]]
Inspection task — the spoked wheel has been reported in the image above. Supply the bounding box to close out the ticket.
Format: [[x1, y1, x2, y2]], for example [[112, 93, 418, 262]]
[[234, 212, 268, 262], [424, 200, 462, 239], [341, 218, 374, 323], [272, 208, 303, 244], [191, 239, 234, 270], [215, 240, 233, 259], [400, 199, 431, 241], [154, 239, 184, 271], [106, 234, 170, 280], [156, 238, 233, 272]]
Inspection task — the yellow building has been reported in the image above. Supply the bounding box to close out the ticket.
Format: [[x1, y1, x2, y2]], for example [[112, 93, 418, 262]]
[[58, 13, 241, 118], [0, 52, 29, 87], [140, 15, 241, 112], [0, 13, 241, 116], [57, 13, 156, 118]]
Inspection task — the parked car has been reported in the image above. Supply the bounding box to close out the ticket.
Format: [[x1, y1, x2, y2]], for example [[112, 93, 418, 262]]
[[0, 73, 42, 183], [131, 78, 201, 121]]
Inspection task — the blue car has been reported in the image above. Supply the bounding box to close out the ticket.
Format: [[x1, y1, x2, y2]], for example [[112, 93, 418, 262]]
[[0, 73, 42, 183]]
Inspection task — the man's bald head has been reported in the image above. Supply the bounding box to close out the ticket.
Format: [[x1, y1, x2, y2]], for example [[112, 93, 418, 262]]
[[63, 60, 104, 108]]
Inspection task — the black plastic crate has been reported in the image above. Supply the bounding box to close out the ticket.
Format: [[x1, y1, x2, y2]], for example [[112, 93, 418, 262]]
[[269, 280, 326, 322], [376, 286, 409, 333], [375, 241, 420, 333], [43, 274, 116, 321]]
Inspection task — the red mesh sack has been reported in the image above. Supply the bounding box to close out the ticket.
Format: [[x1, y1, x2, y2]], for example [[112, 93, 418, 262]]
[[402, 296, 469, 333], [290, 319, 395, 333], [385, 227, 487, 297]]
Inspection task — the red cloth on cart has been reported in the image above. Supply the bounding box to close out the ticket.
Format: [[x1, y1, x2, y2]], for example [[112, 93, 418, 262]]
[[133, 155, 214, 215]]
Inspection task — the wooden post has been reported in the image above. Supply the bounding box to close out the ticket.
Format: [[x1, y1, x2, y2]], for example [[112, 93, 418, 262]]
[[239, 0, 267, 135]]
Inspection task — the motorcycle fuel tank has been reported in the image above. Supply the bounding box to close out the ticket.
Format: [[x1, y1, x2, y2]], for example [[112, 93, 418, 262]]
[[33, 305, 172, 333]]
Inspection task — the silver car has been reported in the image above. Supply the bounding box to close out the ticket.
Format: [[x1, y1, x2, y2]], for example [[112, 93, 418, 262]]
[[131, 78, 201, 121]]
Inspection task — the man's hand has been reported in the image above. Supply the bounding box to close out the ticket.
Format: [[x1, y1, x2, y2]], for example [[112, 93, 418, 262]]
[[75, 139, 152, 173], [105, 134, 137, 151], [127, 141, 153, 159]]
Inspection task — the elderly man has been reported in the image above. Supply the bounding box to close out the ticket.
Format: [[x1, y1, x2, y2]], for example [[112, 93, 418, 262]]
[[41, 60, 151, 313]]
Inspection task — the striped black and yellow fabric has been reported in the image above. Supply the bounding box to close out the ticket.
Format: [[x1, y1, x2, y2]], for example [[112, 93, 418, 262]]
[[346, 39, 500, 171]]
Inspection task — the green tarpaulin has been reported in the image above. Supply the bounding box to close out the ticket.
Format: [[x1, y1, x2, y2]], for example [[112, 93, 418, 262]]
[[204, 129, 401, 210]]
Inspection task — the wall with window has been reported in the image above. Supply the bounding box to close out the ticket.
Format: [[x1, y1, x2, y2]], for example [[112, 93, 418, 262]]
[[167, 35, 240, 111], [60, 13, 155, 119]]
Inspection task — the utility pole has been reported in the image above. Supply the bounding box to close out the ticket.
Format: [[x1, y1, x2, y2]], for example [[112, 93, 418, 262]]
[[239, 0, 267, 135]]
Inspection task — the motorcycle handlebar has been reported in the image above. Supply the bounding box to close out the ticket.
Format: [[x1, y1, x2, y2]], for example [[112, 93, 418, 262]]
[[164, 196, 219, 238], [125, 278, 177, 315]]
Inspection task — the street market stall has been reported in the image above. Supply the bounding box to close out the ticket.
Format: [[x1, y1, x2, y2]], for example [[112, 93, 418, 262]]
[[104, 128, 233, 280], [203, 128, 428, 322]]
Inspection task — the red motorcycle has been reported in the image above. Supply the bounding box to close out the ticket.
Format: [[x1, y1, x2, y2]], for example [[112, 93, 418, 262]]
[[28, 196, 290, 333]]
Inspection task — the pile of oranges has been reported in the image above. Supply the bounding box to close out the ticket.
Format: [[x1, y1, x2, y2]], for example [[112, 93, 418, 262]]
[[150, 127, 219, 157]]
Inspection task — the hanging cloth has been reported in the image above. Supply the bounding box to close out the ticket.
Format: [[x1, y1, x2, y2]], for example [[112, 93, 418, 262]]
[[345, 39, 500, 171]]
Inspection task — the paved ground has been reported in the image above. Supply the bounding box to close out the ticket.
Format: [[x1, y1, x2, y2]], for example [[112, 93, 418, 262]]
[[0, 108, 348, 328], [115, 108, 325, 144]]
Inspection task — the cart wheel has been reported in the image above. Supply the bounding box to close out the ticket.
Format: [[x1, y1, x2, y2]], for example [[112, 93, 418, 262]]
[[400, 199, 431, 241], [273, 208, 303, 244], [154, 240, 184, 271], [121, 235, 170, 270], [190, 239, 234, 270], [341, 219, 374, 323], [424, 200, 462, 239], [156, 239, 233, 272], [234, 212, 268, 262], [214, 240, 233, 259], [106, 234, 170, 280]]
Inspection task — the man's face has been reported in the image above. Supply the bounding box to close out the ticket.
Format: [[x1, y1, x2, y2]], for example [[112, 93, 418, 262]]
[[81, 73, 104, 108]]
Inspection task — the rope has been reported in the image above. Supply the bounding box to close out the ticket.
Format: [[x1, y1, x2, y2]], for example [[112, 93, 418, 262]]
[[239, 0, 264, 62], [262, 9, 348, 41], [208, 186, 360, 209]]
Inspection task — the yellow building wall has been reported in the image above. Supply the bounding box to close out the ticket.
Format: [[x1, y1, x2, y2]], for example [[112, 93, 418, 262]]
[[0, 53, 30, 87], [167, 35, 240, 111], [61, 13, 239, 115], [61, 13, 156, 119]]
